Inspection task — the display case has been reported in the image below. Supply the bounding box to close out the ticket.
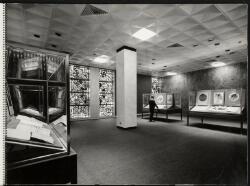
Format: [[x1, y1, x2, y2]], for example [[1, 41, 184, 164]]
[[142, 92, 182, 120], [6, 42, 70, 169], [187, 89, 246, 131]]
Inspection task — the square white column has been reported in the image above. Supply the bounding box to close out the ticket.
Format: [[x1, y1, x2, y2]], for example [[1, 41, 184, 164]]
[[116, 46, 137, 128]]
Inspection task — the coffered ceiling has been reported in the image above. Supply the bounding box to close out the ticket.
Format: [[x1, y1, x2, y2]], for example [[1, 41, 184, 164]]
[[6, 4, 248, 76]]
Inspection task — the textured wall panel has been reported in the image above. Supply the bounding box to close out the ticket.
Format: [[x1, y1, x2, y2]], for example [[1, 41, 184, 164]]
[[161, 63, 247, 114]]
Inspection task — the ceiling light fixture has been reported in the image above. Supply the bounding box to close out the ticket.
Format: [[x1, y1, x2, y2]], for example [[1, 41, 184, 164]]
[[216, 56, 220, 58], [208, 38, 214, 42], [225, 49, 230, 52], [166, 72, 177, 76], [93, 55, 110, 63], [132, 28, 156, 41], [152, 63, 155, 64], [33, 34, 40, 38], [163, 65, 167, 67], [51, 44, 57, 48], [211, 61, 226, 67], [193, 44, 199, 47], [55, 32, 62, 37], [214, 43, 220, 46]]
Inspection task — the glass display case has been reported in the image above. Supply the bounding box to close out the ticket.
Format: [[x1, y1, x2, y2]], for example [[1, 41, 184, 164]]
[[187, 89, 246, 131], [142, 92, 182, 120], [6, 42, 69, 168], [188, 89, 245, 114]]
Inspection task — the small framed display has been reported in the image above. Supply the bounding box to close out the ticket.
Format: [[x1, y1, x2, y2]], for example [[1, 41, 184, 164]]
[[212, 90, 225, 105], [196, 90, 211, 106], [166, 93, 173, 106], [225, 89, 241, 106]]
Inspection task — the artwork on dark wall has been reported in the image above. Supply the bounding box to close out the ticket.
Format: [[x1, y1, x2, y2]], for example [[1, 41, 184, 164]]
[[212, 91, 224, 105], [196, 91, 211, 106]]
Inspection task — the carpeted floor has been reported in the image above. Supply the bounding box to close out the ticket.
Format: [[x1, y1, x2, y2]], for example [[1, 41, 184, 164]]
[[71, 115, 247, 185]]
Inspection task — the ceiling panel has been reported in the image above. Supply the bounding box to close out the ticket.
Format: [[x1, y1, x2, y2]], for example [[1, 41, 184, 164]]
[[6, 3, 248, 76]]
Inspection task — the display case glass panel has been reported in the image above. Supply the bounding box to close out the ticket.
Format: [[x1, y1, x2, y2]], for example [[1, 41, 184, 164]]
[[7, 47, 45, 80], [47, 55, 65, 82], [173, 93, 181, 107], [6, 43, 69, 167], [99, 69, 115, 117]]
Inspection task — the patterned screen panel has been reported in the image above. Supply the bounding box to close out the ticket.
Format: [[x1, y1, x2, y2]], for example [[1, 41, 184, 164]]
[[70, 106, 89, 119], [70, 64, 90, 118], [70, 64, 89, 79], [152, 77, 162, 94], [99, 69, 115, 117]]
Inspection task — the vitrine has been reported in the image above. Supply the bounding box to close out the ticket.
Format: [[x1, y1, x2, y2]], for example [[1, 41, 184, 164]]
[[187, 89, 246, 132], [142, 92, 182, 120], [6, 42, 70, 169]]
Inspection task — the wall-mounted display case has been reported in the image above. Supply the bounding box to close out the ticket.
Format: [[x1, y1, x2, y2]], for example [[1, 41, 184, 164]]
[[142, 92, 182, 120], [187, 89, 246, 131], [6, 42, 70, 169]]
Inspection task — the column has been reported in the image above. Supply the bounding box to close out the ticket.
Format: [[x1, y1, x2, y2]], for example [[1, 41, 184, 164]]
[[116, 46, 137, 128], [89, 67, 100, 119]]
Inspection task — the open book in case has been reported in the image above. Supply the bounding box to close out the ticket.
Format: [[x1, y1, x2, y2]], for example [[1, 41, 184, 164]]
[[6, 42, 70, 168]]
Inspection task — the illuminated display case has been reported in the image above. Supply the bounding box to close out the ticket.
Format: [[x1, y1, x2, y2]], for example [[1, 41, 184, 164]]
[[142, 92, 182, 120], [6, 43, 70, 169], [69, 64, 90, 119], [187, 89, 246, 131]]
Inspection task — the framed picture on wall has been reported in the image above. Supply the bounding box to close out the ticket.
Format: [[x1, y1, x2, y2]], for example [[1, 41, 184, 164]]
[[166, 93, 173, 106], [212, 91, 224, 105], [225, 89, 241, 106], [196, 90, 211, 106]]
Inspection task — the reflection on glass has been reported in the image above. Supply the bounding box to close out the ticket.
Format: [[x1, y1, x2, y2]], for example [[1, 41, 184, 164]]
[[48, 86, 66, 122], [8, 85, 44, 120], [7, 47, 45, 79], [47, 55, 65, 82]]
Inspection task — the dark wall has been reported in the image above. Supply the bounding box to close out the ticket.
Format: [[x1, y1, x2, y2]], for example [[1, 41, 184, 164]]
[[137, 74, 152, 113], [161, 62, 247, 114]]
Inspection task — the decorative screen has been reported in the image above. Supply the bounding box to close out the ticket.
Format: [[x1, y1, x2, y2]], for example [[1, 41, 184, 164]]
[[99, 69, 115, 117], [70, 64, 90, 119], [152, 77, 162, 93]]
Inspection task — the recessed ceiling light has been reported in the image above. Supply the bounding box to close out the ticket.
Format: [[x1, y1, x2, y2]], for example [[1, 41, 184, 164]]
[[152, 58, 156, 60], [229, 52, 235, 55], [132, 28, 157, 41], [211, 61, 226, 67], [55, 32, 62, 37], [225, 49, 230, 52], [152, 63, 155, 64], [208, 38, 214, 42], [33, 34, 40, 38], [214, 43, 220, 46], [93, 55, 109, 63], [166, 72, 177, 76], [193, 44, 199, 47], [51, 44, 57, 48], [163, 65, 167, 67], [216, 56, 220, 58]]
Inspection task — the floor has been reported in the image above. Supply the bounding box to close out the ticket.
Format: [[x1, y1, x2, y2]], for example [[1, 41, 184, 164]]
[[71, 115, 247, 185]]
